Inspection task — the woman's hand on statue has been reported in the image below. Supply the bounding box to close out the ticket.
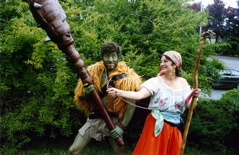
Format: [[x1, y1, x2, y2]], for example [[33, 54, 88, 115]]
[[107, 88, 118, 98], [110, 126, 124, 138]]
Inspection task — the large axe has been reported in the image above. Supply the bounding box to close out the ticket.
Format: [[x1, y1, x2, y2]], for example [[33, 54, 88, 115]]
[[28, 0, 124, 147], [180, 30, 215, 155]]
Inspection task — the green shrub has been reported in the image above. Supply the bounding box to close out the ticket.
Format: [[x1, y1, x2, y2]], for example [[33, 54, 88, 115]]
[[184, 89, 239, 153], [219, 89, 239, 150]]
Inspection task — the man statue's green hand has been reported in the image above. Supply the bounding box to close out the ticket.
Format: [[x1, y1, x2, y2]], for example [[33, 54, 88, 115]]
[[83, 83, 94, 96], [110, 126, 124, 138]]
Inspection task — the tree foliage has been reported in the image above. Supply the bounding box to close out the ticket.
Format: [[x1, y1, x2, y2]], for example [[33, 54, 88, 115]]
[[188, 0, 239, 56], [223, 6, 239, 55], [204, 0, 238, 55], [206, 0, 227, 41], [0, 0, 225, 153]]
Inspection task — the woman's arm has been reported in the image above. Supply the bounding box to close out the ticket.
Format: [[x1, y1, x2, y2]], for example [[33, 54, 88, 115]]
[[180, 78, 201, 108], [107, 87, 151, 100]]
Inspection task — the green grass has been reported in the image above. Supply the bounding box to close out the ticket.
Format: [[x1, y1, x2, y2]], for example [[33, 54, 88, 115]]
[[2, 148, 234, 155], [1, 140, 133, 155], [2, 146, 234, 155], [1, 140, 236, 155]]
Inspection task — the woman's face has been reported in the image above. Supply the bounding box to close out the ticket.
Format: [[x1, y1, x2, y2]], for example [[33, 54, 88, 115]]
[[160, 56, 175, 73], [103, 52, 118, 71]]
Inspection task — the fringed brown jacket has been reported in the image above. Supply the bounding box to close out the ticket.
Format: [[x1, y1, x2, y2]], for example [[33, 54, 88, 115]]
[[74, 61, 142, 120]]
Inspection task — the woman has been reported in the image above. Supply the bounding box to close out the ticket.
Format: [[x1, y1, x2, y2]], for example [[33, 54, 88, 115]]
[[107, 51, 201, 155]]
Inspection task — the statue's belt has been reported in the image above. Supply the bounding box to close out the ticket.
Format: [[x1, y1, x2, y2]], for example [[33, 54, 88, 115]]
[[100, 73, 129, 97]]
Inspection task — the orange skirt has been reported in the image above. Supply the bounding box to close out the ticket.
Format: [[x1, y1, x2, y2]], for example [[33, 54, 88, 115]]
[[132, 113, 182, 155]]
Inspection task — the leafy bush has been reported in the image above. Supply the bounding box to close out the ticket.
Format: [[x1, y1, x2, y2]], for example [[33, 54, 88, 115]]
[[219, 89, 239, 150], [184, 89, 239, 153]]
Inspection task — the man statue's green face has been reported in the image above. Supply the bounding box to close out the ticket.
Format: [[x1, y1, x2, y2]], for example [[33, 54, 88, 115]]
[[103, 52, 118, 71]]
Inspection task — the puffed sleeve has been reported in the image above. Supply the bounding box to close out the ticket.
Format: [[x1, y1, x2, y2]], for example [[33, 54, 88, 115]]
[[141, 77, 161, 95]]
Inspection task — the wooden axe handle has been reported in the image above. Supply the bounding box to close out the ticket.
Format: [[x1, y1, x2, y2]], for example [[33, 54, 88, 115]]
[[29, 0, 124, 147]]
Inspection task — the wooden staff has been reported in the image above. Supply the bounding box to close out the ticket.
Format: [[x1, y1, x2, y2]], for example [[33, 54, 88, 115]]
[[180, 30, 215, 155], [29, 0, 124, 147]]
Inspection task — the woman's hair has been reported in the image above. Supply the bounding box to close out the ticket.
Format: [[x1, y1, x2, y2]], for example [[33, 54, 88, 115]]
[[101, 42, 121, 58], [175, 68, 181, 77]]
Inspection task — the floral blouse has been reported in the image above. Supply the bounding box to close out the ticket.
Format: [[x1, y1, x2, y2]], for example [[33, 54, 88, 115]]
[[141, 76, 191, 136], [141, 76, 191, 114]]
